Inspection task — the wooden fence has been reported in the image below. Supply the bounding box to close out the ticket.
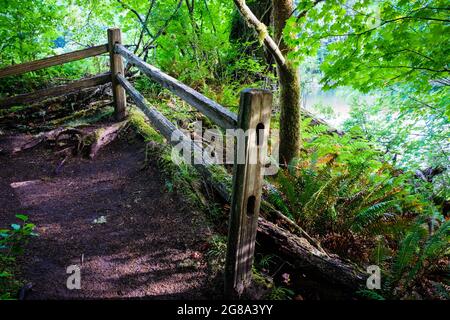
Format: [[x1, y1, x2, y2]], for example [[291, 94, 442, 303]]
[[0, 28, 272, 298]]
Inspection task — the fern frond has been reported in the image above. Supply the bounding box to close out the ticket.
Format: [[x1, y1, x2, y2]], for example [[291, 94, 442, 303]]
[[357, 289, 386, 300], [422, 220, 450, 263], [392, 224, 427, 282], [352, 200, 397, 232], [267, 188, 293, 220]]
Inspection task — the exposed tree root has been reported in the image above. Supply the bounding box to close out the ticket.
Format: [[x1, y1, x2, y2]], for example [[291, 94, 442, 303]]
[[88, 120, 129, 159], [0, 121, 129, 161]]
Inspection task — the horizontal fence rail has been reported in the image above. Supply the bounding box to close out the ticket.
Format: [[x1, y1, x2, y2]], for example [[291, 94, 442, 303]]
[[117, 74, 196, 153], [0, 45, 109, 79], [116, 72, 232, 206], [0, 72, 111, 109], [115, 44, 238, 130]]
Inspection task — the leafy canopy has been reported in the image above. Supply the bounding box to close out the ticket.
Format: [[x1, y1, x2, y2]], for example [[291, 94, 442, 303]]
[[286, 0, 449, 92]]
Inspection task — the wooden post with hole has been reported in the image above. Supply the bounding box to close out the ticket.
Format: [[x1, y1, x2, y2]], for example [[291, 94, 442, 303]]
[[107, 28, 126, 121], [225, 89, 272, 298]]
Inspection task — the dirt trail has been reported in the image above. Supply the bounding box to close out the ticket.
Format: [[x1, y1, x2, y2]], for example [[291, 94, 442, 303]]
[[0, 134, 218, 299]]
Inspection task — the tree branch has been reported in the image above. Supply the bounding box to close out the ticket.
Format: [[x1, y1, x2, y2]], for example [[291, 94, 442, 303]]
[[116, 0, 154, 38], [134, 0, 156, 54], [367, 65, 449, 73], [323, 15, 450, 39], [142, 0, 184, 52]]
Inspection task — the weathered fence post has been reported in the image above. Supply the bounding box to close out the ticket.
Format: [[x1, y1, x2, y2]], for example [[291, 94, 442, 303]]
[[225, 89, 272, 298], [107, 28, 126, 121]]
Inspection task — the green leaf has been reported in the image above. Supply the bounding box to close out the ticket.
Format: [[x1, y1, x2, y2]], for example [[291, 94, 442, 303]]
[[0, 272, 13, 278], [15, 214, 28, 222]]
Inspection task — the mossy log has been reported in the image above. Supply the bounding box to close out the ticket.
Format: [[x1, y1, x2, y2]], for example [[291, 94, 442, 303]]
[[0, 85, 112, 132], [257, 218, 366, 292], [204, 174, 365, 292]]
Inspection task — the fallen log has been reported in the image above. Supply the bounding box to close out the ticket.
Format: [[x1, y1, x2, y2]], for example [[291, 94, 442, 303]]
[[260, 198, 327, 255], [257, 218, 366, 292], [0, 73, 111, 109], [205, 175, 365, 291], [0, 84, 112, 133], [47, 99, 113, 127], [300, 108, 343, 136], [173, 144, 365, 291]]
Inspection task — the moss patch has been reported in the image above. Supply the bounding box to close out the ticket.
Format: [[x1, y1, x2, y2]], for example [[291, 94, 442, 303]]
[[128, 106, 164, 143]]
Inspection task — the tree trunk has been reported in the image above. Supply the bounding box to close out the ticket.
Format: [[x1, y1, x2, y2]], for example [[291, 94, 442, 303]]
[[233, 0, 301, 165], [272, 0, 301, 165], [230, 0, 273, 66]]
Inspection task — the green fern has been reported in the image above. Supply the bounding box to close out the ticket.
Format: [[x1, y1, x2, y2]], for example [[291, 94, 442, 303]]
[[422, 220, 450, 262], [357, 289, 386, 300], [256, 254, 275, 270], [352, 200, 397, 233], [392, 223, 427, 282], [267, 188, 293, 219], [382, 217, 450, 298], [432, 282, 450, 299], [266, 120, 447, 298], [267, 286, 295, 300], [277, 170, 299, 210], [371, 237, 392, 265]]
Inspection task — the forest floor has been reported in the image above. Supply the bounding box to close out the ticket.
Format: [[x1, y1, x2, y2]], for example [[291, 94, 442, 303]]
[[0, 129, 221, 299]]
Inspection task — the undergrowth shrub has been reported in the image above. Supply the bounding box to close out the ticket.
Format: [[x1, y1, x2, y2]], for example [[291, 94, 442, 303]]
[[0, 215, 37, 300], [206, 235, 227, 274], [387, 218, 449, 299], [268, 119, 449, 298], [271, 120, 425, 239], [359, 218, 449, 300]]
